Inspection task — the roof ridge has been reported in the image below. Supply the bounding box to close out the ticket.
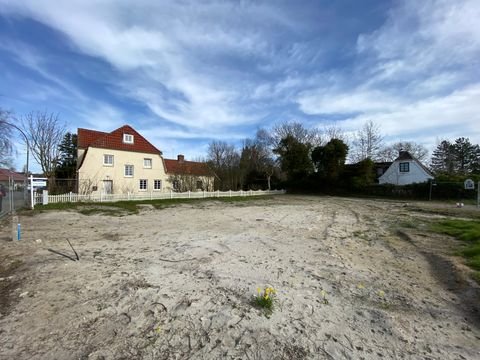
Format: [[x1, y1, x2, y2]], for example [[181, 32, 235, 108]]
[[79, 124, 162, 155]]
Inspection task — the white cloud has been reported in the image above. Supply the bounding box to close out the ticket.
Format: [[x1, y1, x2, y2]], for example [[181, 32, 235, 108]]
[[339, 84, 480, 145], [1, 0, 479, 155], [296, 0, 480, 148], [298, 89, 404, 114], [357, 0, 480, 83], [0, 0, 296, 130]]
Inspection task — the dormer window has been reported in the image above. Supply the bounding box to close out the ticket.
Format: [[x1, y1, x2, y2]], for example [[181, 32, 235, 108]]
[[123, 133, 134, 144]]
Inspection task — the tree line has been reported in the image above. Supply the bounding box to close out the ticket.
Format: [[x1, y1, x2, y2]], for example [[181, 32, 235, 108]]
[[206, 120, 431, 191], [2, 106, 479, 194], [206, 120, 480, 192]]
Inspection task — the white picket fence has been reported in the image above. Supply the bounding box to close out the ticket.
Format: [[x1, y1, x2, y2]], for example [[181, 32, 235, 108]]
[[34, 189, 285, 206]]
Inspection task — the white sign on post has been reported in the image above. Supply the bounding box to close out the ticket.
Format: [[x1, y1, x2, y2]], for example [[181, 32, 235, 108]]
[[32, 180, 47, 187], [30, 176, 48, 209], [464, 179, 475, 190]]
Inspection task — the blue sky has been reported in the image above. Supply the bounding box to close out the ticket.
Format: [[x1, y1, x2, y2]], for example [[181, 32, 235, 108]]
[[1, 0, 479, 171]]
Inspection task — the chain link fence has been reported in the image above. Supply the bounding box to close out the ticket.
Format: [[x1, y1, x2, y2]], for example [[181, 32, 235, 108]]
[[0, 176, 28, 218]]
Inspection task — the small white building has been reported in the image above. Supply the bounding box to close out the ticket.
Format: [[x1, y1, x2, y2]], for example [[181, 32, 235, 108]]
[[378, 151, 433, 185]]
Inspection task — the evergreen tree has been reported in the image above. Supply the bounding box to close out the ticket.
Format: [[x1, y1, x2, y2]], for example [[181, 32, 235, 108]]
[[431, 138, 480, 175], [452, 137, 480, 174], [55, 132, 78, 179], [312, 139, 349, 182], [273, 135, 313, 182], [430, 140, 454, 175]]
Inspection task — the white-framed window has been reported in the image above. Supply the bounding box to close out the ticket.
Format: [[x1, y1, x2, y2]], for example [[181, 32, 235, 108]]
[[124, 164, 134, 177], [399, 162, 410, 173], [144, 158, 152, 168], [139, 179, 147, 190], [123, 133, 134, 144], [103, 154, 114, 166], [154, 179, 162, 190]]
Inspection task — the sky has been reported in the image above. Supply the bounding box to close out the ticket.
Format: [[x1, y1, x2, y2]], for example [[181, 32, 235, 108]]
[[1, 0, 479, 172]]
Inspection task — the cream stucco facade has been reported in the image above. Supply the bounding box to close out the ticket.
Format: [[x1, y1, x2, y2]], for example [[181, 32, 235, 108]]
[[78, 147, 171, 194]]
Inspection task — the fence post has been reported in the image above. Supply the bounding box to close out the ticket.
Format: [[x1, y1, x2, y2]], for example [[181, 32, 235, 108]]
[[203, 190, 206, 198], [229, 190, 232, 197], [170, 190, 173, 199], [30, 175, 34, 209], [43, 190, 49, 205], [188, 190, 191, 199], [477, 181, 480, 208]]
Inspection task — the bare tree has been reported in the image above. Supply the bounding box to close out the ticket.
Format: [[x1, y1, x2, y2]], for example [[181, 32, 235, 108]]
[[323, 123, 346, 142], [240, 129, 279, 190], [207, 140, 241, 190], [350, 120, 384, 162], [0, 109, 15, 168], [22, 111, 66, 179], [378, 141, 429, 162], [271, 121, 323, 148]]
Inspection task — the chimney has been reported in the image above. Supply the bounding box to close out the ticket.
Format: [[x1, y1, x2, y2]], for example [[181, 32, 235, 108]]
[[177, 154, 185, 163]]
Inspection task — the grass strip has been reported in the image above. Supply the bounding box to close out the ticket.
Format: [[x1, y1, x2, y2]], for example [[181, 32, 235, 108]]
[[31, 195, 275, 215], [430, 219, 480, 279]]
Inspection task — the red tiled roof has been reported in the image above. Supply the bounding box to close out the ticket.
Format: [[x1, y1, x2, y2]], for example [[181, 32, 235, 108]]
[[0, 169, 26, 182], [77, 128, 108, 148], [77, 125, 162, 155], [164, 159, 213, 176]]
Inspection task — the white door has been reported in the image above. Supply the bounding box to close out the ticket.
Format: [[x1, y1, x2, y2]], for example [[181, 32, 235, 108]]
[[103, 180, 113, 194]]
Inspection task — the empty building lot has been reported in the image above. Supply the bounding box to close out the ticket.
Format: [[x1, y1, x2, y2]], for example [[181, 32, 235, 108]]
[[1, 195, 479, 359]]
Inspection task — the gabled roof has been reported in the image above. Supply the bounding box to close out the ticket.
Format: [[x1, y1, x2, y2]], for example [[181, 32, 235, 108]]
[[395, 151, 414, 161], [77, 128, 108, 148], [164, 159, 214, 177], [0, 169, 26, 182], [77, 125, 162, 155], [394, 151, 433, 177]]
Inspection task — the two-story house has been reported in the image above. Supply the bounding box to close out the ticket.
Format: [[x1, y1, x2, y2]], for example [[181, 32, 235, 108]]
[[77, 125, 214, 194]]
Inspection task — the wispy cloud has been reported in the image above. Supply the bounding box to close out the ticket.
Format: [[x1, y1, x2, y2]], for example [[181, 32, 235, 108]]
[[0, 0, 299, 131], [296, 0, 480, 145], [0, 0, 479, 160]]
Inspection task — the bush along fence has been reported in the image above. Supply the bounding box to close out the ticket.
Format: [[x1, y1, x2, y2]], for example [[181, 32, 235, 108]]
[[33, 189, 286, 207]]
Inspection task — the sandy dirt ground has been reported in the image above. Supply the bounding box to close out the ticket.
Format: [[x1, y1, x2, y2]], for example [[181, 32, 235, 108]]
[[0, 195, 479, 359]]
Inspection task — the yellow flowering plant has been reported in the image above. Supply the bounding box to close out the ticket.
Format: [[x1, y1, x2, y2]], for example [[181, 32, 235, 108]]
[[254, 286, 277, 316]]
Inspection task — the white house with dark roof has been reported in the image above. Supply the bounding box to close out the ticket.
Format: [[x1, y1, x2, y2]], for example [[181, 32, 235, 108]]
[[378, 151, 433, 185]]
